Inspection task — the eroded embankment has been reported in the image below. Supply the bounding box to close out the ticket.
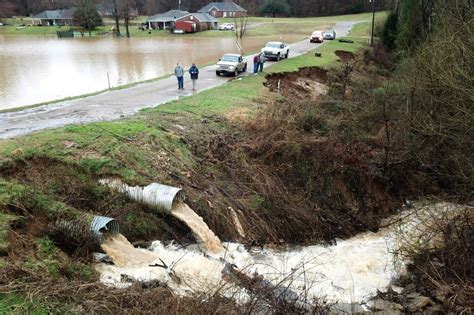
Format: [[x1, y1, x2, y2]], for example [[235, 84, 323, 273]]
[[0, 48, 444, 312], [264, 66, 329, 101]]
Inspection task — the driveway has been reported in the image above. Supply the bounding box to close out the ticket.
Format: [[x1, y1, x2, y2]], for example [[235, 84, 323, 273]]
[[0, 21, 357, 139]]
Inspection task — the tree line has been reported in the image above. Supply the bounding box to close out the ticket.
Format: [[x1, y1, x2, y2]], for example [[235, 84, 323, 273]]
[[1, 0, 390, 18]]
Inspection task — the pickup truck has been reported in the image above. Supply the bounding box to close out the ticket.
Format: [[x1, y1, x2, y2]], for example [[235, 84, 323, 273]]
[[216, 53, 247, 77], [261, 42, 290, 61]]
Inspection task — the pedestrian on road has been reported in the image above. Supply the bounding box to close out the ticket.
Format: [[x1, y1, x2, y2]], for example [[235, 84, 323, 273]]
[[189, 63, 199, 91], [175, 63, 184, 90], [253, 54, 259, 75], [258, 52, 266, 72]]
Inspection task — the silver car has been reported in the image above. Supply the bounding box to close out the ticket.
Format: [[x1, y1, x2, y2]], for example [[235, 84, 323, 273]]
[[323, 30, 336, 40]]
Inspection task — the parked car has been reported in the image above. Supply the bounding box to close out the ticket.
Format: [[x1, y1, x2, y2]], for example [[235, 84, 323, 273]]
[[310, 31, 324, 43], [323, 29, 336, 40], [261, 42, 290, 61], [216, 53, 247, 76], [219, 23, 235, 31]]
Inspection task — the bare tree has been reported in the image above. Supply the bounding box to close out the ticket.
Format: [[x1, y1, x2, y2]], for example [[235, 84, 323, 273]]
[[117, 0, 136, 37], [111, 0, 121, 36], [233, 15, 249, 54]]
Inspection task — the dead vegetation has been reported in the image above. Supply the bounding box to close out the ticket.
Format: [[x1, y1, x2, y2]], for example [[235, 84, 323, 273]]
[[405, 209, 474, 314]]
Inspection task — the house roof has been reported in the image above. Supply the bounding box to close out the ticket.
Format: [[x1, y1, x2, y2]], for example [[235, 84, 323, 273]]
[[198, 2, 246, 13], [147, 10, 189, 22], [32, 8, 76, 20], [178, 13, 219, 23]]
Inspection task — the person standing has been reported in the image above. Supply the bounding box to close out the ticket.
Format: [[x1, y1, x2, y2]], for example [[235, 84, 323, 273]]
[[189, 63, 199, 91], [175, 63, 184, 90], [258, 52, 266, 72], [253, 54, 259, 75]]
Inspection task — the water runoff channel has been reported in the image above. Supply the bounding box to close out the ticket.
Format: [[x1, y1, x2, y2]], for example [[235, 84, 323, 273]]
[[62, 179, 463, 311]]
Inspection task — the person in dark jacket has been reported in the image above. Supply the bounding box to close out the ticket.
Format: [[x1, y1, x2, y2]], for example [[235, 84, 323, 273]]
[[189, 63, 199, 91], [253, 54, 259, 75]]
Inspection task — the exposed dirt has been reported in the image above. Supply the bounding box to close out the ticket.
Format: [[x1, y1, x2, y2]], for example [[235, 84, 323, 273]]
[[335, 50, 356, 62], [264, 67, 329, 101]]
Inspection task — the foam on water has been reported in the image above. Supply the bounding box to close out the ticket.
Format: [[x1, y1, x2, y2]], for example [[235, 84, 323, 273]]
[[96, 202, 463, 304]]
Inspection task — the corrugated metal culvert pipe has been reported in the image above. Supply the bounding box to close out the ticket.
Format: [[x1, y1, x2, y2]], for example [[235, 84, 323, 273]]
[[99, 179, 185, 213], [55, 213, 120, 245]]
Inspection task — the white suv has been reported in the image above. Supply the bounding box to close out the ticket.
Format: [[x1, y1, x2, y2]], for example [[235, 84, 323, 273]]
[[261, 42, 290, 61], [219, 23, 235, 31]]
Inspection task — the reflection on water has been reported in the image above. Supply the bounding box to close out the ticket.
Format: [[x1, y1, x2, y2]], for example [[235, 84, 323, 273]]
[[0, 34, 302, 110]]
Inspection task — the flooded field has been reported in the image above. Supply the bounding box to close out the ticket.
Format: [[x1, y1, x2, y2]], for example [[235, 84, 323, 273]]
[[0, 34, 303, 110]]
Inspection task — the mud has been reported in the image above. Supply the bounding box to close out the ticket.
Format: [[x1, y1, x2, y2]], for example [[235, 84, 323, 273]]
[[335, 50, 356, 62], [264, 67, 329, 101]]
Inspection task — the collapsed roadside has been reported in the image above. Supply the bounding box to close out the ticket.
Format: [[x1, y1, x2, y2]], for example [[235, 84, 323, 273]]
[[0, 20, 471, 313]]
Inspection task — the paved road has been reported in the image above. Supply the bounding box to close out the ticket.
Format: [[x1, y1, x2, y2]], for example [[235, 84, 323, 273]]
[[0, 22, 357, 139]]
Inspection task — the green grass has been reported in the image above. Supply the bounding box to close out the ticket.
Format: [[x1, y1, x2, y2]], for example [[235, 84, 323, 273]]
[[246, 21, 332, 39], [0, 213, 18, 252], [0, 295, 50, 314], [220, 12, 386, 24], [153, 75, 266, 116]]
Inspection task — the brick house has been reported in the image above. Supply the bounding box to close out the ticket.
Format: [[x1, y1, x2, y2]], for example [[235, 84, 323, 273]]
[[198, 0, 247, 18], [175, 13, 219, 32], [146, 10, 189, 30]]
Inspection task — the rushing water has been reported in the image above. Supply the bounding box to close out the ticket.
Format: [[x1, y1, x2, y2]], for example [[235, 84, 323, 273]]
[[96, 202, 463, 306], [99, 179, 224, 254], [0, 34, 303, 110], [171, 203, 224, 254]]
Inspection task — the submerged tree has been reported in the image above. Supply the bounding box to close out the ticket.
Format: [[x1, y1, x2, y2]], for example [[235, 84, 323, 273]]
[[74, 0, 102, 36], [117, 0, 136, 37], [257, 0, 290, 18]]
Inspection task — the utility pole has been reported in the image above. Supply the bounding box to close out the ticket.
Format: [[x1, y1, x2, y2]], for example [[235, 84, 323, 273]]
[[370, 0, 376, 46], [178, 0, 181, 11]]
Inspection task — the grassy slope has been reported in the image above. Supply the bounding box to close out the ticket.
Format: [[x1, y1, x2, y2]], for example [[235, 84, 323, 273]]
[[0, 24, 368, 184], [0, 22, 371, 312]]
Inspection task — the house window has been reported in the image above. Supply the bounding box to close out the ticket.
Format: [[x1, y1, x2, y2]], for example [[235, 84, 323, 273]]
[[223, 12, 227, 17]]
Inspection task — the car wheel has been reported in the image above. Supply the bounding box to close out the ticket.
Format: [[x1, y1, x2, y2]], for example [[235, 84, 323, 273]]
[[285, 51, 289, 59], [234, 69, 239, 77], [216, 71, 220, 76], [277, 53, 281, 61], [243, 64, 247, 72]]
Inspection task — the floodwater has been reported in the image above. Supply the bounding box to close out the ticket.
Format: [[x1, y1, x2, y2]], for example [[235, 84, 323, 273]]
[[0, 34, 301, 110]]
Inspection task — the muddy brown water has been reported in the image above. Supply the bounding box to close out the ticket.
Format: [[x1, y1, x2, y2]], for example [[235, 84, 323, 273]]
[[171, 202, 224, 254], [0, 34, 304, 110], [101, 233, 162, 267]]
